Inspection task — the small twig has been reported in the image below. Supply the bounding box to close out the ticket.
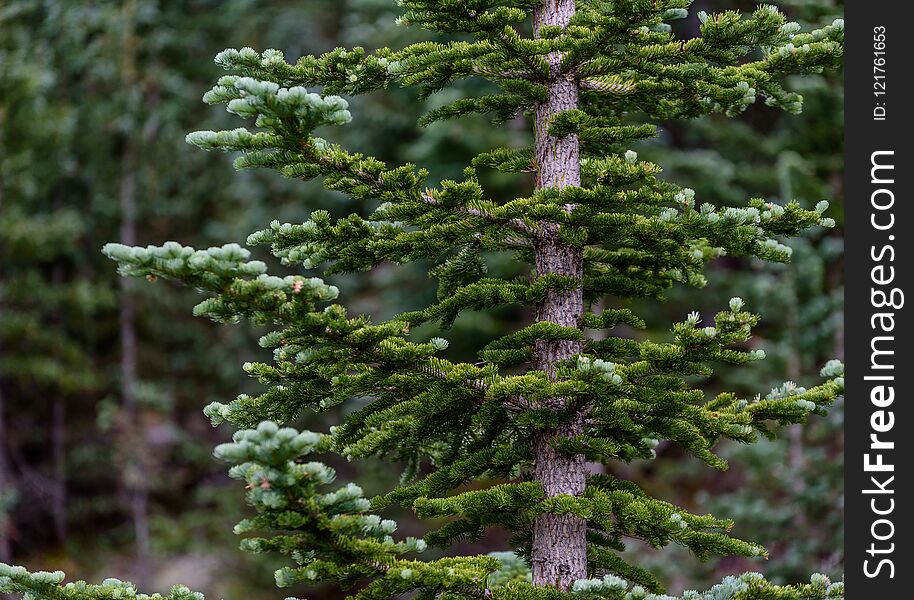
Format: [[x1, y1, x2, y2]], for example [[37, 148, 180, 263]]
[[416, 363, 491, 393], [414, 363, 527, 411], [422, 194, 536, 236], [580, 79, 636, 94], [472, 65, 535, 80]]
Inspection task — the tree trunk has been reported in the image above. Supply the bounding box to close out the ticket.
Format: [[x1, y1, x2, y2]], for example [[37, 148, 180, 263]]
[[0, 381, 13, 565], [50, 266, 68, 546], [0, 392, 19, 600], [119, 0, 151, 582], [779, 162, 807, 527], [530, 0, 587, 590], [0, 129, 12, 569], [51, 397, 67, 545], [120, 143, 152, 582]]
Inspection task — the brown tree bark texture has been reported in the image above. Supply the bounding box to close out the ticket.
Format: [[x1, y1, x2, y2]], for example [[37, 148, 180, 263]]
[[530, 0, 587, 591]]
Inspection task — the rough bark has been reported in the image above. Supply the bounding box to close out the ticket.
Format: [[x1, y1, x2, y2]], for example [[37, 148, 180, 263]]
[[530, 0, 587, 590]]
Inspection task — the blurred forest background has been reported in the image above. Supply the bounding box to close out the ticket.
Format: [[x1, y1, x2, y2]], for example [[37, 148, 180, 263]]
[[0, 0, 843, 598]]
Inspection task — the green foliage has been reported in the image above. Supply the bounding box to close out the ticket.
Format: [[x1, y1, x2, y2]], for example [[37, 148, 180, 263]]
[[619, 0, 845, 585], [0, 564, 204, 600], [100, 0, 845, 594], [0, 561, 848, 600], [0, 0, 383, 586], [2, 421, 845, 599]]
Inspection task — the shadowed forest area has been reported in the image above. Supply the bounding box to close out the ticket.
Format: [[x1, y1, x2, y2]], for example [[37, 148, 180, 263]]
[[1, 0, 842, 598]]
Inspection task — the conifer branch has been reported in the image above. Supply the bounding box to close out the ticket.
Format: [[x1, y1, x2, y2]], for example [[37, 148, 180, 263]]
[[579, 79, 636, 94], [472, 66, 535, 81], [88, 3, 846, 599], [420, 194, 536, 236], [460, 11, 548, 82], [413, 363, 528, 411]]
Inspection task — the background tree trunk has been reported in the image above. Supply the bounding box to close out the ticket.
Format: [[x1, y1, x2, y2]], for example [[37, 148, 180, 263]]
[[119, 145, 152, 583], [0, 382, 12, 565], [530, 0, 587, 590], [0, 318, 16, 600], [49, 265, 68, 547], [50, 397, 67, 545], [0, 137, 12, 570], [118, 0, 151, 584]]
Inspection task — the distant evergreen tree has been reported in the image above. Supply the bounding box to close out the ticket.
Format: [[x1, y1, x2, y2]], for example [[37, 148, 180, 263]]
[[2, 1, 845, 599], [0, 2, 116, 561], [0, 1, 362, 587]]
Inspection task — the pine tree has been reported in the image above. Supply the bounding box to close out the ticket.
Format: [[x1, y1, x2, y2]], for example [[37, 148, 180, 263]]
[[1, 0, 365, 584], [0, 2, 116, 560], [3, 1, 845, 599]]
